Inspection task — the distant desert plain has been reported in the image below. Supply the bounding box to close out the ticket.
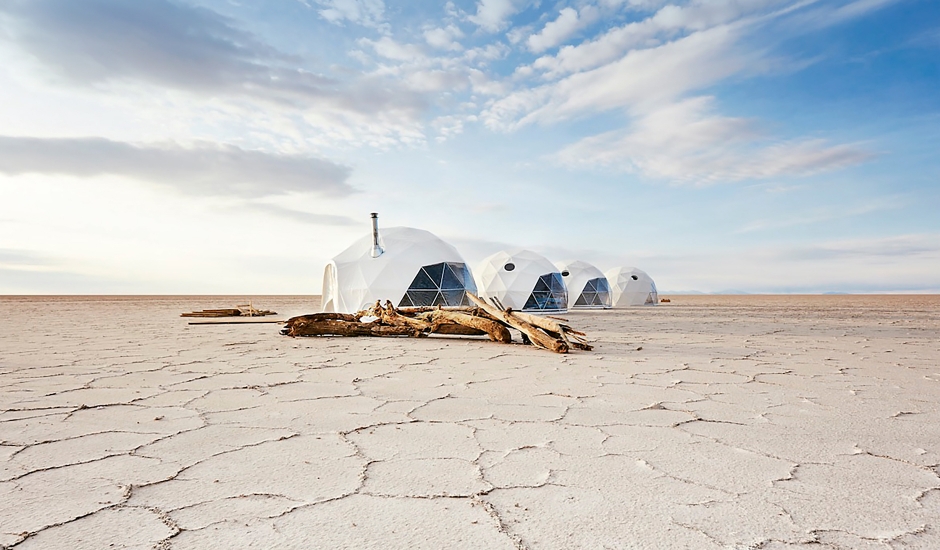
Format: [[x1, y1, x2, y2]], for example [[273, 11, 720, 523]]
[[1, 294, 939, 549]]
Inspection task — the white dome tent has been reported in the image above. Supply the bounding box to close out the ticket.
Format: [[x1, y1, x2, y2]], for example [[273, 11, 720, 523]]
[[475, 249, 568, 313], [321, 215, 477, 314], [605, 267, 659, 307], [556, 260, 612, 309]]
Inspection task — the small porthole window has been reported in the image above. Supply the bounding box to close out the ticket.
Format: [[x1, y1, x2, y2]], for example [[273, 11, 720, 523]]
[[632, 275, 639, 280], [561, 270, 570, 277], [504, 262, 515, 272]]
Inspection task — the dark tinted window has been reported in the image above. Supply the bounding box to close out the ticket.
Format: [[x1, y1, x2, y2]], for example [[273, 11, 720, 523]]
[[573, 277, 611, 308], [522, 273, 567, 312], [399, 262, 477, 308]]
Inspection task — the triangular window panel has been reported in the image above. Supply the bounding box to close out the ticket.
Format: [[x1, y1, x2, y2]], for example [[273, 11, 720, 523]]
[[523, 273, 567, 311], [591, 278, 610, 294], [575, 293, 589, 306], [408, 268, 437, 290], [596, 291, 610, 306], [446, 263, 466, 286], [402, 262, 475, 308], [441, 289, 465, 307], [550, 273, 566, 294], [423, 263, 445, 286], [463, 274, 478, 295], [584, 279, 597, 293], [440, 264, 462, 290], [533, 277, 551, 293], [544, 294, 565, 310], [408, 290, 439, 307]]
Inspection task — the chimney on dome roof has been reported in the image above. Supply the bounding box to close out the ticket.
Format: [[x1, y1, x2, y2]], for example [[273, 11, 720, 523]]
[[370, 213, 384, 258]]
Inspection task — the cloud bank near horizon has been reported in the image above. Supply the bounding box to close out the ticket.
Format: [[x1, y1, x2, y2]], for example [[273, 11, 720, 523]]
[[0, 136, 353, 198]]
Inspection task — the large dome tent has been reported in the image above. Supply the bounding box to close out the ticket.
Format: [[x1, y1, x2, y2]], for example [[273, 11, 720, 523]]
[[605, 266, 659, 307], [556, 260, 611, 309], [321, 214, 477, 314], [475, 249, 568, 313]]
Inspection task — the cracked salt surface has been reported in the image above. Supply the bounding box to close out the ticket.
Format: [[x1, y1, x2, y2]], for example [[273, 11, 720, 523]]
[[1, 294, 940, 549]]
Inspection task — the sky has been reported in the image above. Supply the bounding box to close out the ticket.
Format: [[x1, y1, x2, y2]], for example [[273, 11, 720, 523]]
[[0, 0, 938, 294]]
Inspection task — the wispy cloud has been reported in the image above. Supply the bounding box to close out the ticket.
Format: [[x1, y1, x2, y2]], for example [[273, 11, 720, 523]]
[[526, 6, 599, 53], [0, 136, 353, 198], [314, 0, 387, 29], [555, 96, 873, 183], [529, 0, 785, 78], [775, 233, 940, 261], [244, 203, 359, 225], [0, 0, 426, 124], [468, 0, 532, 32], [0, 248, 54, 269], [735, 199, 902, 233], [485, 24, 750, 129]]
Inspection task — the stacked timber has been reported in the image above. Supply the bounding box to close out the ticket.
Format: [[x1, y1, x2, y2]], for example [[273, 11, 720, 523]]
[[280, 294, 591, 354], [181, 304, 277, 318]]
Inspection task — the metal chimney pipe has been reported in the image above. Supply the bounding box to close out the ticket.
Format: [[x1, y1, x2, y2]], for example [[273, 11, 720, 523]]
[[370, 212, 384, 258]]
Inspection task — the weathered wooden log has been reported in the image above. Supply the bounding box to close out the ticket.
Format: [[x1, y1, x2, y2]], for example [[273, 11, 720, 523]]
[[426, 324, 488, 337], [503, 308, 592, 351], [417, 309, 512, 343], [465, 294, 567, 353], [182, 307, 276, 318], [281, 315, 416, 337], [181, 308, 242, 317], [380, 301, 434, 332]]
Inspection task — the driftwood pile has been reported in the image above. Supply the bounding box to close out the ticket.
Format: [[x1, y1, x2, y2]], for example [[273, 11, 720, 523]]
[[181, 304, 277, 318], [281, 294, 591, 354]]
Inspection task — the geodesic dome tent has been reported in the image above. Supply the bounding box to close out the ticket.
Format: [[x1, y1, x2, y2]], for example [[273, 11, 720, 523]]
[[556, 260, 611, 309], [605, 266, 659, 307], [321, 226, 477, 314], [475, 249, 568, 313]]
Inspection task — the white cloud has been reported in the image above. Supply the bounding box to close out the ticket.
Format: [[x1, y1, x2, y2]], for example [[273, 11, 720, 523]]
[[555, 96, 873, 183], [468, 68, 509, 95], [315, 0, 386, 28], [424, 25, 465, 51], [359, 36, 426, 62], [798, 0, 904, 28], [735, 198, 901, 233], [485, 24, 748, 129], [405, 69, 469, 93], [431, 115, 470, 141], [526, 6, 599, 53], [468, 0, 530, 32], [464, 43, 510, 63], [531, 0, 785, 78], [0, 136, 353, 197]]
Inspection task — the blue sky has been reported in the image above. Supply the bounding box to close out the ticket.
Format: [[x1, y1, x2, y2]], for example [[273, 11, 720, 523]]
[[0, 0, 937, 293]]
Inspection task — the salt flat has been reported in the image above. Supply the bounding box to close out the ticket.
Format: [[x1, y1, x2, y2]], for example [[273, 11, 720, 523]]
[[1, 295, 939, 549]]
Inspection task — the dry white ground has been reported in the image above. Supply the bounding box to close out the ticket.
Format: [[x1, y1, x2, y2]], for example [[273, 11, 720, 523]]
[[1, 295, 939, 550]]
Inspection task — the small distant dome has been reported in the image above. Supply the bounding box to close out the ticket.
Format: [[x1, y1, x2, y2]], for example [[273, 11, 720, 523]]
[[322, 227, 476, 313], [605, 267, 658, 307], [555, 260, 611, 309], [475, 249, 567, 313]]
